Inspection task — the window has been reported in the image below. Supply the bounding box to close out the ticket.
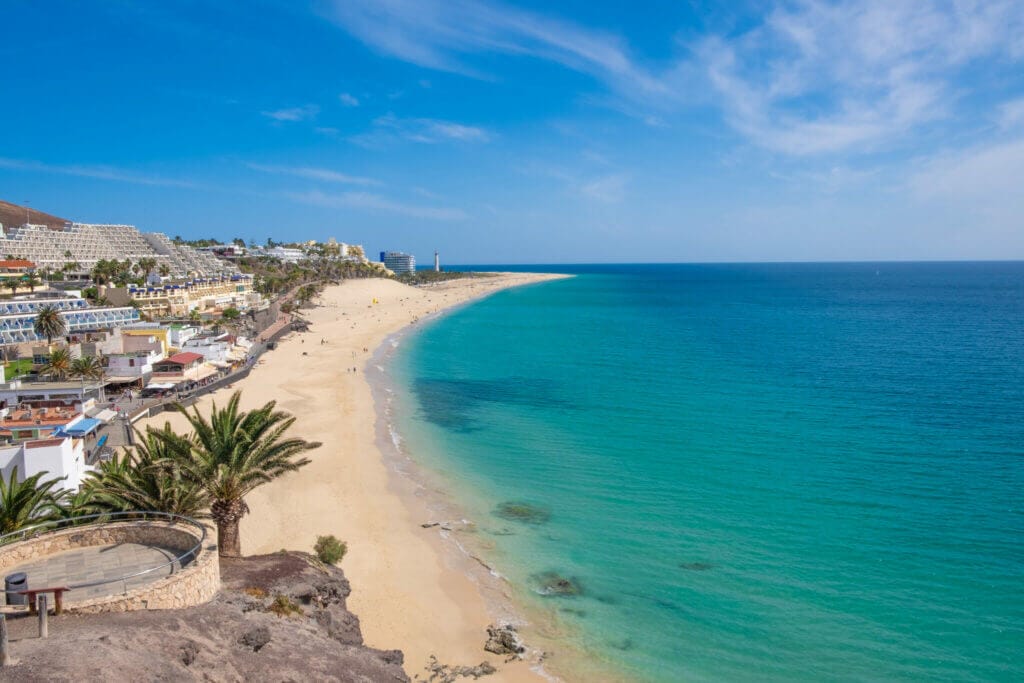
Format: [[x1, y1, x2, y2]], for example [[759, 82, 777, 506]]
[[129, 359, 135, 367]]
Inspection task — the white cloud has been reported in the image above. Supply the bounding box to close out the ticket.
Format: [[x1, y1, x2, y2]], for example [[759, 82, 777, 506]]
[[909, 138, 1024, 201], [0, 157, 196, 188], [695, 0, 1024, 155], [288, 189, 468, 220], [353, 114, 491, 146], [316, 0, 665, 96], [338, 92, 360, 107], [261, 104, 320, 122], [247, 163, 379, 186], [998, 97, 1024, 130], [580, 173, 627, 203], [316, 0, 1024, 157]]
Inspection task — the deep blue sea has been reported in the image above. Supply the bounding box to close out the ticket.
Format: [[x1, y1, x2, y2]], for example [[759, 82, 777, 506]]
[[390, 263, 1024, 682]]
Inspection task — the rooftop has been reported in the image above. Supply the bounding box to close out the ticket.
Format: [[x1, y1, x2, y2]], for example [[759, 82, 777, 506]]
[[164, 352, 204, 364]]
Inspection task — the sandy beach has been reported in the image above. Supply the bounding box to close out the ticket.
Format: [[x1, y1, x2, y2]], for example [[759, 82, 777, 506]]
[[139, 272, 568, 681]]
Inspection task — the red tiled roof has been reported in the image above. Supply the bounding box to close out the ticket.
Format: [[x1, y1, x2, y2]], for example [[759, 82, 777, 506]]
[[165, 352, 203, 365], [0, 259, 36, 268]]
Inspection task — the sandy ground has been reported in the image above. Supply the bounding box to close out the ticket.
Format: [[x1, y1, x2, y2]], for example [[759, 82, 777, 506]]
[[139, 273, 568, 681]]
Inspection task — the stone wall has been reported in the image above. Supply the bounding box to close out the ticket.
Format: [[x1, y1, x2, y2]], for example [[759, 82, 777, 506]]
[[0, 520, 220, 613]]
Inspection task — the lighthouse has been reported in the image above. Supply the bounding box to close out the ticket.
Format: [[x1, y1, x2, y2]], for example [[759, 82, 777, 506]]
[[434, 251, 440, 272]]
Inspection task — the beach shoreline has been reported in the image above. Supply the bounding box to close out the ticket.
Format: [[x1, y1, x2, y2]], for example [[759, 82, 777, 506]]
[[137, 272, 573, 681]]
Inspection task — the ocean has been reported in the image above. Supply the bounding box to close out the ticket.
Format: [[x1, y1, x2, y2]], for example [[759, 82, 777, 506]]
[[386, 263, 1024, 682]]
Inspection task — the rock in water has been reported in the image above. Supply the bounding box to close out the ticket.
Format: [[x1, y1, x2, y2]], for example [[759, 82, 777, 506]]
[[532, 571, 584, 597], [484, 624, 525, 657], [493, 501, 551, 525]]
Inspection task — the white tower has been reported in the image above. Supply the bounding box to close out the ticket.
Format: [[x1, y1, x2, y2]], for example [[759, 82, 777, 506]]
[[434, 251, 440, 272]]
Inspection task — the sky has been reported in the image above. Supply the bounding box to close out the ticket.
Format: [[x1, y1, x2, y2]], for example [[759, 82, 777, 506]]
[[2, 0, 1023, 264]]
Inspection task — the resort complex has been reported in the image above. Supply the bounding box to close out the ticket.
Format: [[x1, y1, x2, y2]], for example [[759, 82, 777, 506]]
[[0, 222, 235, 280]]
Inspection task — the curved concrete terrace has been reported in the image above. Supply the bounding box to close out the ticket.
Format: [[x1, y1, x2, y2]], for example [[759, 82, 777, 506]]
[[0, 513, 220, 613]]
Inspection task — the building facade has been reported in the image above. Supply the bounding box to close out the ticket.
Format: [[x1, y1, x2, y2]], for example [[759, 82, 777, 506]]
[[0, 297, 140, 345], [0, 223, 237, 279], [105, 274, 263, 319], [381, 251, 416, 275]]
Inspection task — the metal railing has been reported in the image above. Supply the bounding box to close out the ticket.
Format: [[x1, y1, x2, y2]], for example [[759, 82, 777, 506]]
[[0, 511, 208, 596]]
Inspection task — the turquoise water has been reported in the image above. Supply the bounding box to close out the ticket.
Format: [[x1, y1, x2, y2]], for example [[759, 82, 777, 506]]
[[390, 263, 1024, 682]]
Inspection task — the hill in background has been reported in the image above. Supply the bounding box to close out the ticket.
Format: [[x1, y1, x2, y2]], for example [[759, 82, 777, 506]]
[[0, 199, 69, 230]]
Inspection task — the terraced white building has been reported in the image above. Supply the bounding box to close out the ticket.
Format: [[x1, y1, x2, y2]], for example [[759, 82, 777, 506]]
[[0, 297, 140, 345], [0, 223, 237, 279]]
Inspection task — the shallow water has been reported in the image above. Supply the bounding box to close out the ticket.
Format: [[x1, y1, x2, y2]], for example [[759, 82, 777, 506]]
[[390, 263, 1024, 682]]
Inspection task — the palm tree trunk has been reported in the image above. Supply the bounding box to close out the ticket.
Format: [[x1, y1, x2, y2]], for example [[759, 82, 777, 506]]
[[211, 498, 245, 557]]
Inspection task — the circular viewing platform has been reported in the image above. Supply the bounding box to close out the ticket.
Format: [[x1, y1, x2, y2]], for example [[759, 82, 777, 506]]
[[0, 512, 220, 613]]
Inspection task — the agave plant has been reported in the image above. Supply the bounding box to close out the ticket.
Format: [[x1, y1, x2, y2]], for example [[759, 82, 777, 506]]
[[0, 468, 66, 535]]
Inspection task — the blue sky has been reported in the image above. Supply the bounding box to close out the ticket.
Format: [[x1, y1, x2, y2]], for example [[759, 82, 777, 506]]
[[2, 0, 1023, 263]]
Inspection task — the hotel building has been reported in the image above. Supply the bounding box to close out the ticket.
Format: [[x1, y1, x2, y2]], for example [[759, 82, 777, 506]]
[[0, 222, 237, 279], [381, 251, 416, 275]]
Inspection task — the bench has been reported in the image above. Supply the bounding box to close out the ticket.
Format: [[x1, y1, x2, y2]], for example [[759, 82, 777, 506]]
[[17, 587, 70, 615]]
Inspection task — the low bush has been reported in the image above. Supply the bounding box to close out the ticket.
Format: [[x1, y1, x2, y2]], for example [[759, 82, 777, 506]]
[[268, 594, 303, 618], [314, 535, 347, 565]]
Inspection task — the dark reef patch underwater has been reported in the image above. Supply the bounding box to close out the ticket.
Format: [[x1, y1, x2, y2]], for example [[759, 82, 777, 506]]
[[493, 501, 552, 525], [412, 377, 571, 432]]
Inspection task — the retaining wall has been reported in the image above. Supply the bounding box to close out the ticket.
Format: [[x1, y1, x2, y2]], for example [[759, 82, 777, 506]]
[[0, 520, 220, 613]]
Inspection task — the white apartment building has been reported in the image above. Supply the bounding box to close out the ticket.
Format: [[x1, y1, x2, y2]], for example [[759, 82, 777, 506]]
[[0, 436, 91, 491], [265, 246, 305, 263], [105, 348, 164, 384]]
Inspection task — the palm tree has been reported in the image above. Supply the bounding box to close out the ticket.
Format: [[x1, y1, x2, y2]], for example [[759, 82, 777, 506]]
[[158, 264, 171, 278], [154, 391, 319, 556], [63, 260, 81, 278], [5, 278, 19, 296], [0, 468, 66, 535], [34, 305, 67, 344], [42, 348, 73, 380], [83, 425, 209, 517], [137, 257, 158, 281], [70, 355, 105, 382]]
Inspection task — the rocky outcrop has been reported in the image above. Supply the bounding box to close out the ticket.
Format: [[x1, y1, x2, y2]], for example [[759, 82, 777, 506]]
[[0, 552, 408, 682], [483, 624, 525, 658]]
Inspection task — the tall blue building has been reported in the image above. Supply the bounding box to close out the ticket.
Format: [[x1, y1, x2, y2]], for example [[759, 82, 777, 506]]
[[381, 252, 416, 276]]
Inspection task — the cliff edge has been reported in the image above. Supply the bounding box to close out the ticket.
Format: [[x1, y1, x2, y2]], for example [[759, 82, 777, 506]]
[[0, 551, 408, 682]]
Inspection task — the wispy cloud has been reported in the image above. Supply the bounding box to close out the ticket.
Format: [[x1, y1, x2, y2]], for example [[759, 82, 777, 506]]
[[288, 189, 468, 220], [247, 163, 379, 186], [317, 0, 1024, 157], [909, 138, 1024, 201], [997, 97, 1024, 131], [519, 162, 628, 203], [579, 173, 627, 203], [695, 0, 1024, 155], [338, 92, 360, 107], [0, 157, 196, 188], [316, 0, 665, 95], [353, 113, 491, 146], [261, 104, 320, 122]]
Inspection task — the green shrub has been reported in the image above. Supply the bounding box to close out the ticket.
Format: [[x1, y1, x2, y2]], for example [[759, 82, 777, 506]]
[[268, 594, 303, 618], [314, 535, 347, 564]]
